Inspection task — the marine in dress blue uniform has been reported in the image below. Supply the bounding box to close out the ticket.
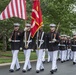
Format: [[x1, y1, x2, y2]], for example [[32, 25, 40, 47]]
[[36, 25, 46, 73], [47, 24, 60, 74], [9, 23, 22, 72], [71, 33, 76, 65]]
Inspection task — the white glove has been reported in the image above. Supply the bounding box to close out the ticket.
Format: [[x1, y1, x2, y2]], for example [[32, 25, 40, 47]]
[[53, 39, 56, 42], [24, 27, 28, 31], [20, 47, 22, 50], [51, 41, 55, 43], [8, 38, 11, 42]]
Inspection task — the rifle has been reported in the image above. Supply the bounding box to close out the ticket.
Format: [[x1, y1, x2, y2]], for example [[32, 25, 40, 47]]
[[54, 22, 60, 39]]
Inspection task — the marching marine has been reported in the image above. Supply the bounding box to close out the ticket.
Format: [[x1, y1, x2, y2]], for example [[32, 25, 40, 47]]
[[66, 36, 71, 61], [71, 33, 76, 65], [59, 35, 67, 63], [9, 23, 22, 72], [36, 25, 46, 73], [47, 24, 60, 74], [22, 23, 35, 73]]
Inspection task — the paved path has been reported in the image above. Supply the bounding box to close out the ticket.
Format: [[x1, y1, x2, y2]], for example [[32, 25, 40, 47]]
[[0, 61, 76, 75]]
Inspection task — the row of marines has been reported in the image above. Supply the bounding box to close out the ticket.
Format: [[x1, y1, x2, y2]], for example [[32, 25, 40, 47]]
[[9, 23, 76, 74]]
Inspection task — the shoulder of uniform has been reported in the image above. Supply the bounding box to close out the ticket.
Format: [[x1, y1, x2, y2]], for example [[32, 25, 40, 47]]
[[47, 32, 50, 35]]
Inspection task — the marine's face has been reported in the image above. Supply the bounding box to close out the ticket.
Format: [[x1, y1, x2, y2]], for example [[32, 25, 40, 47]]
[[61, 37, 64, 39], [14, 26, 19, 31], [64, 37, 67, 40], [26, 26, 31, 31], [73, 35, 76, 39], [50, 27, 55, 32]]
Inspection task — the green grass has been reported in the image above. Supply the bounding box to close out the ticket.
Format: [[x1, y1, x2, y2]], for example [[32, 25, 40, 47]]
[[0, 51, 37, 64]]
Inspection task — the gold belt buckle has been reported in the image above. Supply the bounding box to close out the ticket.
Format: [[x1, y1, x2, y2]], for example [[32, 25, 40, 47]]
[[25, 45, 28, 48], [37, 47, 40, 50]]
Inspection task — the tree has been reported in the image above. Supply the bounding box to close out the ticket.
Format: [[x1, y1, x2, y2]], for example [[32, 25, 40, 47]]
[[40, 0, 76, 34]]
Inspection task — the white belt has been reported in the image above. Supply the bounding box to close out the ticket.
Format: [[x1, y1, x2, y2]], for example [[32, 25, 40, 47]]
[[59, 44, 66, 46], [49, 41, 55, 43], [72, 45, 76, 47], [49, 41, 52, 43], [24, 40, 32, 43], [11, 40, 20, 42], [39, 40, 44, 42]]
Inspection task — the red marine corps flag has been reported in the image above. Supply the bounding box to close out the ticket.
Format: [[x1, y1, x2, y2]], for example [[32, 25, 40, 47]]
[[0, 0, 27, 20], [31, 0, 43, 38]]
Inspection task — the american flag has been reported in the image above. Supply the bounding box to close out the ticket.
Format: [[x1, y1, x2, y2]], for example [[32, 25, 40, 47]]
[[0, 0, 27, 20]]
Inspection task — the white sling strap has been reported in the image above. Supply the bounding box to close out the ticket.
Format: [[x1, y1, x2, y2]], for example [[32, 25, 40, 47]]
[[38, 32, 44, 48], [24, 31, 27, 47], [27, 33, 31, 46]]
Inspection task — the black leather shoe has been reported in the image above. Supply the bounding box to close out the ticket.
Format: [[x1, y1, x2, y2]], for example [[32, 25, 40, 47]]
[[9, 69, 14, 72], [22, 70, 26, 73], [50, 70, 54, 74], [57, 58, 61, 61], [73, 62, 76, 65], [27, 68, 32, 71], [36, 70, 40, 73], [47, 61, 50, 63], [43, 61, 45, 63], [64, 60, 66, 62], [54, 69, 57, 72], [16, 68, 20, 71], [40, 69, 44, 71], [61, 61, 64, 63], [67, 60, 69, 61]]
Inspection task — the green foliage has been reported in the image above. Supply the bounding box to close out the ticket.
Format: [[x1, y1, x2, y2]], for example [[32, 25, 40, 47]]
[[40, 0, 76, 34]]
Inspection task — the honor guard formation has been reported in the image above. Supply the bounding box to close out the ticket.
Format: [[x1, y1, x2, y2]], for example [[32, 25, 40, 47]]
[[8, 23, 76, 74]]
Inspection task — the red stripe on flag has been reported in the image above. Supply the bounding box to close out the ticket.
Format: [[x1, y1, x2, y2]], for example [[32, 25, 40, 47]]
[[7, 6, 10, 18], [2, 12, 5, 20]]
